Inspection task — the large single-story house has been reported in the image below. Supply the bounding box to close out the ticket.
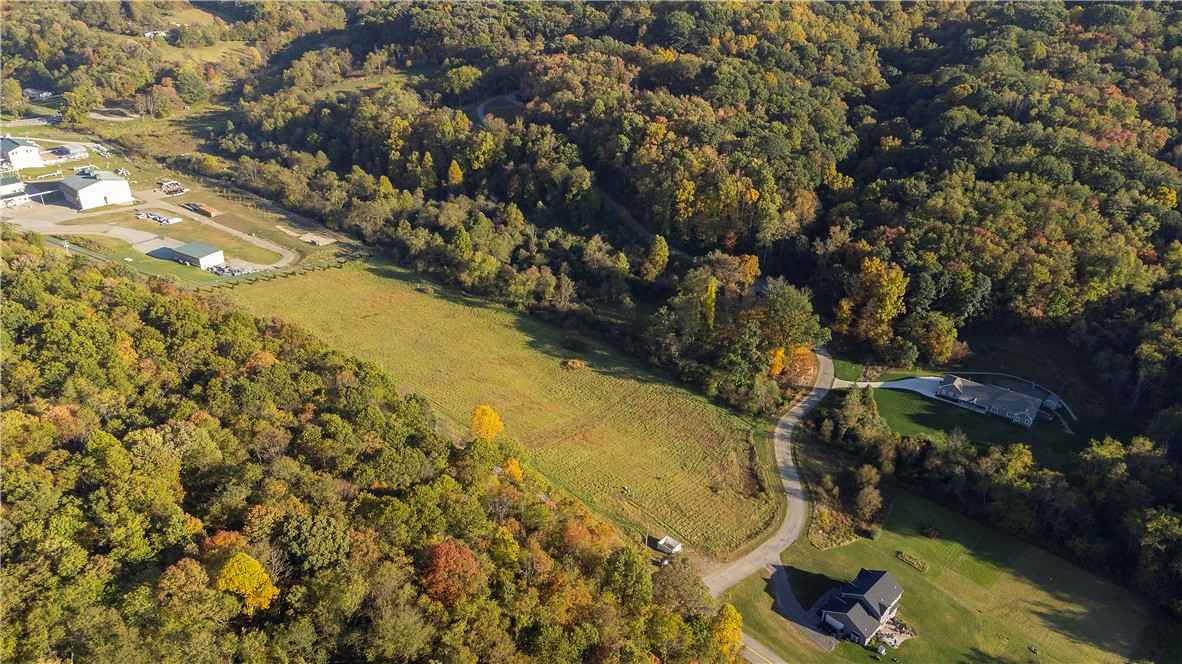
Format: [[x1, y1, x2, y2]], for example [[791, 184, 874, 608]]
[[936, 374, 1042, 427], [821, 569, 903, 646], [1, 136, 44, 171], [59, 170, 133, 210], [173, 242, 224, 269]]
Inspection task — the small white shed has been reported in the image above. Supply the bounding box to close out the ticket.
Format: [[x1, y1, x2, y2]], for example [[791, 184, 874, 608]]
[[656, 536, 682, 555]]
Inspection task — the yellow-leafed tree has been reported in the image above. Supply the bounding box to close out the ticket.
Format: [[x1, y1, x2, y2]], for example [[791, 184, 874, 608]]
[[470, 404, 505, 440], [215, 552, 279, 615], [768, 347, 786, 377], [712, 603, 744, 662]]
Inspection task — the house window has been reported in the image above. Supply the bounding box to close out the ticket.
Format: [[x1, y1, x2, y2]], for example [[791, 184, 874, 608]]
[[990, 406, 998, 413]]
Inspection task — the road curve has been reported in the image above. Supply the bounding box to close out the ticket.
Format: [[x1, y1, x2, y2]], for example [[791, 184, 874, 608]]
[[704, 349, 836, 663], [704, 348, 834, 596]]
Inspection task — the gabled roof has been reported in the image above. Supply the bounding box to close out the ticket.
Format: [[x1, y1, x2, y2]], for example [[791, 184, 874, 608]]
[[60, 170, 126, 194], [843, 569, 902, 620], [939, 374, 1041, 419], [174, 242, 222, 259], [1, 136, 37, 152], [821, 595, 880, 639]]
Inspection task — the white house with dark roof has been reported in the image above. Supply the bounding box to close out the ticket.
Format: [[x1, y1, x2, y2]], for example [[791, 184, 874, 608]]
[[936, 374, 1041, 427], [821, 569, 903, 645], [59, 170, 133, 210], [1, 136, 44, 171]]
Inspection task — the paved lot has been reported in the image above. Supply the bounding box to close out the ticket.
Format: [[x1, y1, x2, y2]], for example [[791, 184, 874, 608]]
[[1, 186, 296, 271]]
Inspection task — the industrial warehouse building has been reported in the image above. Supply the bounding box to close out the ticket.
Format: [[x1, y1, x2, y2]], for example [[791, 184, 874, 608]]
[[1, 136, 44, 171], [59, 170, 133, 210], [172, 242, 224, 269]]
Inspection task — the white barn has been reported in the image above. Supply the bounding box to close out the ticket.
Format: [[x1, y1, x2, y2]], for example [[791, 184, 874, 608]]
[[1, 136, 44, 171], [59, 170, 133, 210], [173, 242, 224, 269]]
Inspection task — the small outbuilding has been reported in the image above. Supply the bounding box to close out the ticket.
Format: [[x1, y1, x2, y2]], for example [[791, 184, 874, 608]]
[[59, 170, 133, 210], [656, 536, 682, 555], [173, 242, 224, 269]]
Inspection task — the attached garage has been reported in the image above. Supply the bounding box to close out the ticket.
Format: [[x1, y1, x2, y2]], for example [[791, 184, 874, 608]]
[[173, 242, 224, 270], [59, 170, 133, 210]]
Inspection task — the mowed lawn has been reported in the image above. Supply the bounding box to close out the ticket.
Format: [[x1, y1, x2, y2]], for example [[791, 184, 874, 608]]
[[230, 261, 776, 554], [726, 492, 1159, 663], [56, 234, 215, 286], [61, 210, 282, 265], [870, 388, 1086, 470]]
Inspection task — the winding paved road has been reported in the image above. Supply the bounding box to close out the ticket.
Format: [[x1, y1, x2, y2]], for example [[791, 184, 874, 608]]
[[702, 349, 838, 662], [481, 92, 835, 662], [474, 93, 694, 261]]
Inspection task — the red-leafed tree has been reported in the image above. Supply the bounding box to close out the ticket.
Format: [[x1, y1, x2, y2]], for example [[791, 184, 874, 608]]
[[419, 540, 481, 606]]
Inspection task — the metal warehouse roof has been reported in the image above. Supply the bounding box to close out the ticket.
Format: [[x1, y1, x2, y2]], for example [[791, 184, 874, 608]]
[[1, 136, 37, 151], [60, 170, 126, 193], [174, 242, 222, 259]]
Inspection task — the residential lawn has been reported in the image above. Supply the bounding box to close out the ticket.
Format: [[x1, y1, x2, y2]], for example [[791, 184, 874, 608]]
[[59, 210, 281, 265], [723, 572, 842, 664], [228, 259, 777, 555], [54, 234, 215, 286], [870, 388, 1085, 470], [726, 492, 1164, 664], [832, 357, 865, 382]]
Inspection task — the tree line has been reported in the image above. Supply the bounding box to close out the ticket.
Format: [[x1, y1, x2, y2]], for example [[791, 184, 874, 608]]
[[1, 228, 745, 663]]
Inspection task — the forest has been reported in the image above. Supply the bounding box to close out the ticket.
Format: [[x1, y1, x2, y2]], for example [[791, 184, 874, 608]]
[[4, 2, 1178, 422], [1, 0, 1181, 637], [0, 228, 744, 663]]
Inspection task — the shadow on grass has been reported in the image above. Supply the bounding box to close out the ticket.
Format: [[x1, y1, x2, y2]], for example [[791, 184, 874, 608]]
[[785, 566, 842, 610], [362, 261, 685, 390]]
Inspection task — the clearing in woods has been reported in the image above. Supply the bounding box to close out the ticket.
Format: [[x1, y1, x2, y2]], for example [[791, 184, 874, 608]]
[[230, 259, 777, 555], [725, 492, 1163, 664]]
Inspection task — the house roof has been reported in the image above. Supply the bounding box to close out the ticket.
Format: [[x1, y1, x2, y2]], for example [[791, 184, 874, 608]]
[[60, 170, 126, 194], [939, 374, 1041, 419], [174, 242, 222, 260], [843, 568, 903, 620], [1, 136, 37, 152], [822, 595, 880, 639]]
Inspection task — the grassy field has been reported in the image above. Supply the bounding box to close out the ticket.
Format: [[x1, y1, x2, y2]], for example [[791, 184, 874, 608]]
[[60, 209, 281, 265], [55, 234, 214, 286], [228, 259, 776, 555], [320, 68, 437, 96], [726, 492, 1162, 664]]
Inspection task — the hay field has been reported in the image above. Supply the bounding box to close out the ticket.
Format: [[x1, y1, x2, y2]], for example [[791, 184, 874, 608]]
[[230, 260, 776, 554]]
